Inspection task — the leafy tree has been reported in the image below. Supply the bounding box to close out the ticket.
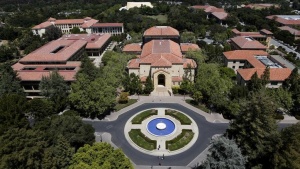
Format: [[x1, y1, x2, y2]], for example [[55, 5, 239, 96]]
[[39, 71, 69, 112], [247, 72, 263, 92], [78, 56, 99, 80], [181, 31, 197, 43], [69, 73, 116, 117], [34, 115, 95, 150], [219, 67, 236, 79], [126, 73, 142, 95], [0, 63, 23, 96], [69, 142, 133, 169], [0, 44, 18, 62], [199, 136, 246, 169], [273, 123, 300, 169], [70, 27, 81, 34], [266, 88, 293, 112], [185, 49, 206, 65], [44, 26, 62, 41], [0, 128, 49, 169], [143, 76, 153, 94], [261, 67, 270, 86], [283, 68, 300, 115], [25, 98, 54, 121], [226, 90, 280, 168], [0, 94, 28, 135]]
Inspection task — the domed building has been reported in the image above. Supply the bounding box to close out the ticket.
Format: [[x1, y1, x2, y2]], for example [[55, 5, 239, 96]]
[[124, 26, 199, 96]]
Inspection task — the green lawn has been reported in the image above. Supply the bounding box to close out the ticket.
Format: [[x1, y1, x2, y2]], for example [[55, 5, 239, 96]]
[[129, 129, 156, 150], [113, 99, 137, 111], [166, 129, 194, 151], [186, 99, 210, 113], [145, 14, 168, 23], [131, 109, 157, 124], [165, 109, 192, 125]]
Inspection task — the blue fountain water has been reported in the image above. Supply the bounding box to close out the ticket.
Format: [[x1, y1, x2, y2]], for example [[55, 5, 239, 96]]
[[147, 118, 175, 136]]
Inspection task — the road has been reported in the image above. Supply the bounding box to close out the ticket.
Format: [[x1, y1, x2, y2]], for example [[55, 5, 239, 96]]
[[83, 103, 294, 167], [270, 38, 300, 58]]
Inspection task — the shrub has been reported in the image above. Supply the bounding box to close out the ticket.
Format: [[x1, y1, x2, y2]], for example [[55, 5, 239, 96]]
[[131, 109, 157, 124], [119, 92, 129, 104], [172, 86, 180, 94], [63, 110, 79, 116], [166, 129, 194, 151], [129, 129, 156, 150], [165, 109, 192, 125]]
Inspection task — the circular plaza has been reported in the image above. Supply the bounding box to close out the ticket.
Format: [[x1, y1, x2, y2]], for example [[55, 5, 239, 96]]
[[124, 108, 199, 156]]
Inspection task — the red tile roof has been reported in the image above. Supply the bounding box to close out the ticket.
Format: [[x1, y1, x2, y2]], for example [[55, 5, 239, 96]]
[[223, 50, 267, 68], [180, 43, 200, 52], [267, 15, 300, 25], [232, 29, 265, 37], [212, 12, 228, 20], [20, 40, 87, 63], [172, 76, 182, 82], [278, 26, 300, 36], [144, 26, 179, 36], [60, 33, 111, 49], [32, 17, 98, 29], [237, 68, 291, 81], [191, 5, 225, 13], [230, 36, 267, 50], [128, 40, 197, 68], [123, 43, 142, 52], [12, 61, 81, 81], [260, 29, 273, 35], [92, 23, 123, 27]]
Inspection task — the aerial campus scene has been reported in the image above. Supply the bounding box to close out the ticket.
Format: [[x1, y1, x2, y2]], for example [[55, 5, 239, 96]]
[[1, 0, 300, 168]]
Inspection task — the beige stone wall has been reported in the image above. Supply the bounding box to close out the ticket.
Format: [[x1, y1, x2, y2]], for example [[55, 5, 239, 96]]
[[225, 60, 246, 73], [140, 64, 151, 77], [153, 70, 172, 89]]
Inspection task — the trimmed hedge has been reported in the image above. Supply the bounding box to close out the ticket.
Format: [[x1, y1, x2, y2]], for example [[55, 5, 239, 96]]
[[131, 109, 157, 124], [129, 129, 156, 150], [165, 109, 192, 125], [166, 129, 194, 151]]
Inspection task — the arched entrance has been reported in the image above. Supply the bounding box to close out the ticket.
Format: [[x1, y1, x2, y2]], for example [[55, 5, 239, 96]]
[[158, 74, 165, 86]]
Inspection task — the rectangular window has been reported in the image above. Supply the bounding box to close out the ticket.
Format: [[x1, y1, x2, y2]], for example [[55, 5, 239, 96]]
[[271, 82, 278, 85]]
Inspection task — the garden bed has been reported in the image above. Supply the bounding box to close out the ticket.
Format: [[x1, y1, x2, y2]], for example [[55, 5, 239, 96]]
[[166, 129, 194, 151], [131, 109, 157, 124], [129, 129, 156, 150], [165, 109, 192, 125]]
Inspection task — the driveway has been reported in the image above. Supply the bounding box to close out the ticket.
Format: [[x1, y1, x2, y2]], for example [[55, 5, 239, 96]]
[[270, 38, 300, 58]]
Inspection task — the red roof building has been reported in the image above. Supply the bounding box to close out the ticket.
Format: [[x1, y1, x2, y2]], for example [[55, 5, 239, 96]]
[[191, 5, 228, 21], [143, 26, 180, 44], [266, 15, 300, 26], [230, 36, 267, 51], [223, 50, 291, 88], [13, 38, 87, 99], [278, 26, 300, 39]]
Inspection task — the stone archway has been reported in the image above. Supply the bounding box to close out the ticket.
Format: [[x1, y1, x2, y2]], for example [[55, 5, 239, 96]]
[[158, 74, 165, 86]]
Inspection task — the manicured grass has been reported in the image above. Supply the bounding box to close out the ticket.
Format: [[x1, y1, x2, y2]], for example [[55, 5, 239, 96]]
[[145, 15, 168, 23], [186, 99, 210, 113], [114, 99, 137, 111], [131, 109, 157, 124], [165, 109, 192, 125], [166, 129, 194, 151], [129, 129, 156, 150]]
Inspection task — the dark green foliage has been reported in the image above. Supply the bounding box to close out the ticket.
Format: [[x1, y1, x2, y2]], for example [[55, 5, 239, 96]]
[[143, 76, 153, 94], [44, 26, 62, 41], [78, 56, 99, 80], [199, 136, 246, 169], [0, 44, 18, 62], [25, 98, 54, 121], [34, 115, 95, 150], [125, 73, 142, 95], [247, 72, 263, 92], [0, 94, 28, 135], [0, 63, 24, 96], [69, 142, 133, 169], [39, 71, 69, 113], [226, 90, 280, 168], [129, 129, 157, 150], [273, 123, 300, 169]]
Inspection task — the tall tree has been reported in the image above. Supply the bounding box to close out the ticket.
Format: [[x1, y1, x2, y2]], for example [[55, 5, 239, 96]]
[[39, 71, 69, 112], [247, 72, 263, 92], [69, 142, 133, 169], [199, 136, 246, 169], [0, 63, 23, 96], [25, 98, 54, 121], [144, 76, 153, 94], [226, 90, 280, 168], [261, 67, 270, 86], [0, 94, 28, 135], [44, 26, 62, 41], [273, 123, 300, 169]]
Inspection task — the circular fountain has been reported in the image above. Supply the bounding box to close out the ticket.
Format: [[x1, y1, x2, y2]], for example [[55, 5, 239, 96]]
[[147, 118, 176, 136]]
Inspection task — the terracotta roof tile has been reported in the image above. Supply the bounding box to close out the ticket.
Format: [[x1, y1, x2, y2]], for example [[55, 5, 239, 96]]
[[267, 15, 300, 25], [92, 23, 123, 27], [212, 12, 228, 20], [60, 33, 111, 49], [180, 43, 200, 52], [32, 21, 53, 29], [278, 26, 300, 36], [172, 76, 182, 82], [123, 43, 142, 52], [260, 29, 273, 35], [20, 40, 87, 63], [231, 36, 267, 50], [144, 26, 179, 36], [237, 68, 291, 81]]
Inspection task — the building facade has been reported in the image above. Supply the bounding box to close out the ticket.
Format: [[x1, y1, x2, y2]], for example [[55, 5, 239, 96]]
[[223, 50, 291, 88], [124, 26, 199, 95]]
